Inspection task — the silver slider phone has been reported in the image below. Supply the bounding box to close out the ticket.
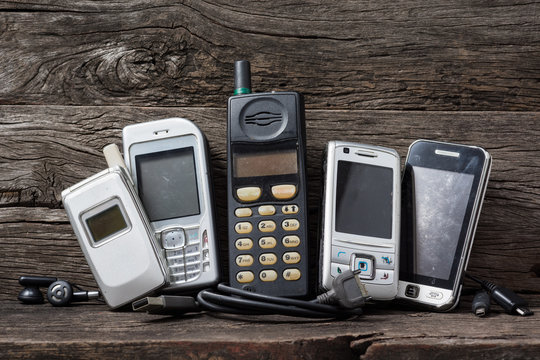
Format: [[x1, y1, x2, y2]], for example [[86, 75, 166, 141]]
[[320, 141, 401, 300], [123, 118, 220, 292], [62, 166, 167, 309], [397, 140, 491, 311]]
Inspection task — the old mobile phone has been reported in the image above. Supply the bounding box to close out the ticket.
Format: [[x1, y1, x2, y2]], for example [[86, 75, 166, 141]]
[[62, 166, 167, 309], [123, 118, 219, 292], [319, 141, 401, 300], [398, 140, 491, 311], [227, 60, 308, 296]]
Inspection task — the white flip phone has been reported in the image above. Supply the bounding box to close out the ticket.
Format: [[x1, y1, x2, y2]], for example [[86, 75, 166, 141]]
[[320, 141, 401, 300], [62, 166, 167, 309], [122, 118, 220, 292]]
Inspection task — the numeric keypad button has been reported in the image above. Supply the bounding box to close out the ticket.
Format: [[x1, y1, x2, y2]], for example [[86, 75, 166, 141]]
[[259, 253, 277, 265], [236, 271, 254, 283], [283, 252, 301, 264], [235, 238, 253, 250], [282, 219, 300, 231], [259, 270, 278, 282], [236, 255, 254, 267], [282, 235, 300, 248], [259, 237, 277, 249], [283, 268, 302, 281], [235, 222, 253, 234], [258, 220, 276, 233]]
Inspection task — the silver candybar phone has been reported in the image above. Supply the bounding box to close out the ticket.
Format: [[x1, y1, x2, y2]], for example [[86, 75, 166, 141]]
[[123, 118, 219, 291], [398, 140, 491, 311], [62, 166, 167, 309], [320, 141, 401, 300]]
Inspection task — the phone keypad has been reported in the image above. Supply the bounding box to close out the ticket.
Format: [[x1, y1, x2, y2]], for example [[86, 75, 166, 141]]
[[164, 228, 210, 285], [232, 201, 303, 285], [330, 245, 395, 284]]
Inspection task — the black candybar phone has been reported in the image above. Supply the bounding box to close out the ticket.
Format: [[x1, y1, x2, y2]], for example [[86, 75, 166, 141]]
[[227, 60, 308, 297]]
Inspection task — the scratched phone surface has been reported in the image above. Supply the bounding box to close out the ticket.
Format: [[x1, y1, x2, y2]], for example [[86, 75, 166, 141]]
[[412, 166, 474, 280]]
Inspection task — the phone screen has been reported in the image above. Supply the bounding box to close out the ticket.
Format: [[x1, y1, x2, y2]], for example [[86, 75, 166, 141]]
[[335, 161, 393, 239], [411, 167, 474, 280], [233, 149, 298, 178], [136, 147, 201, 222], [400, 142, 487, 289], [86, 204, 129, 243]]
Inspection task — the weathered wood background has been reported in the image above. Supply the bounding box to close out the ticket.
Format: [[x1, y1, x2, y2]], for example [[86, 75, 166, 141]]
[[0, 1, 539, 359]]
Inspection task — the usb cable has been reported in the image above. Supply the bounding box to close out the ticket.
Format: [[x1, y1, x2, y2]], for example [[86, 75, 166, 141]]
[[133, 269, 370, 318], [467, 273, 533, 317]]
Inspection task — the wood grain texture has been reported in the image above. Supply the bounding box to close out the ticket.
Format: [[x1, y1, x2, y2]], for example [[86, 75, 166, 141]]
[[0, 303, 539, 359], [0, 106, 539, 302], [0, 1, 539, 110]]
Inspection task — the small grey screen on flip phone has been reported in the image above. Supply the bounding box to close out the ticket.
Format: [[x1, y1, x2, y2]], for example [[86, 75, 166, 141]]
[[136, 147, 201, 222], [413, 167, 474, 280], [335, 161, 393, 239], [86, 204, 128, 243]]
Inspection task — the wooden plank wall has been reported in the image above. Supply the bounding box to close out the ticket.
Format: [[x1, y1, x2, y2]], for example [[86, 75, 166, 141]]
[[0, 1, 539, 302]]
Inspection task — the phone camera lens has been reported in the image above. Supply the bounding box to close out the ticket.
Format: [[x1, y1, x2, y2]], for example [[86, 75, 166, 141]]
[[343, 148, 350, 154]]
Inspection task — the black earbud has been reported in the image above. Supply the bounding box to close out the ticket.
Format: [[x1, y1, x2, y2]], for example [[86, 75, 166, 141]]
[[18, 275, 100, 306]]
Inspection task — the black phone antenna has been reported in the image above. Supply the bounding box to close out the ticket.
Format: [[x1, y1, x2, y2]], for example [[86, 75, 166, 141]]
[[234, 60, 252, 95]]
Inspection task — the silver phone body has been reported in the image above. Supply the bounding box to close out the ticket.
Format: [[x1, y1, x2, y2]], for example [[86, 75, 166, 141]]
[[62, 166, 167, 309], [397, 140, 491, 311], [123, 117, 219, 292], [320, 141, 401, 300]]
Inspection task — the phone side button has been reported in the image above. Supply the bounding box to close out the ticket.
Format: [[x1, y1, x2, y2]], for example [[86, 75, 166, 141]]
[[370, 269, 394, 285]]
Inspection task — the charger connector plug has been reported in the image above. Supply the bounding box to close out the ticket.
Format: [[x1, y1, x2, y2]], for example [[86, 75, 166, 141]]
[[132, 295, 200, 315], [317, 269, 370, 309], [467, 274, 533, 317]]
